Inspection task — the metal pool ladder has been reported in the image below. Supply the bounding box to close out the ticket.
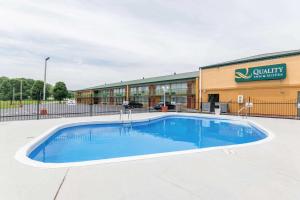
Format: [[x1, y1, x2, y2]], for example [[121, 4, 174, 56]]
[[119, 110, 123, 121], [120, 109, 132, 122], [128, 109, 132, 122], [238, 106, 247, 118]]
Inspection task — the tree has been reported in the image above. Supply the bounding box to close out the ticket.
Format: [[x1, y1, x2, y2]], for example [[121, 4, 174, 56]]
[[0, 79, 12, 100], [10, 78, 21, 100], [67, 91, 75, 99], [31, 80, 51, 100], [22, 78, 35, 99], [0, 77, 54, 100], [53, 82, 68, 101]]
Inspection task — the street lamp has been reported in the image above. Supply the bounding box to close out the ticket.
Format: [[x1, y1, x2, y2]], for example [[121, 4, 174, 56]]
[[43, 57, 50, 101], [162, 85, 169, 107]]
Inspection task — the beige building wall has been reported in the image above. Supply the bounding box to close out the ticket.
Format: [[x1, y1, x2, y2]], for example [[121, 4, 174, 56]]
[[200, 55, 300, 102], [200, 55, 300, 116]]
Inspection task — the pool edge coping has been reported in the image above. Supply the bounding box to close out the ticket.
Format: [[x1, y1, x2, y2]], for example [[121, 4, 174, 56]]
[[14, 113, 275, 168]]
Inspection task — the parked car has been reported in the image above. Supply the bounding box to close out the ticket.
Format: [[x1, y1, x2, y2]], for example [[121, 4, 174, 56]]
[[66, 99, 76, 106], [124, 101, 143, 109], [153, 102, 175, 110]]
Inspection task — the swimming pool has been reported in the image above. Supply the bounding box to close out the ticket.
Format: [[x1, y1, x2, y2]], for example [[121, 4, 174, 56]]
[[26, 115, 267, 165]]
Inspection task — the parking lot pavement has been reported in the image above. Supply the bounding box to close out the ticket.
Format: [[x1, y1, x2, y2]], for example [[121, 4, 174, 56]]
[[0, 103, 128, 121]]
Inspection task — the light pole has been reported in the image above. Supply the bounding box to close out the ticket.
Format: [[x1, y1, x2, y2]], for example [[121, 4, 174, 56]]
[[162, 85, 169, 107], [12, 87, 15, 102], [43, 57, 50, 101]]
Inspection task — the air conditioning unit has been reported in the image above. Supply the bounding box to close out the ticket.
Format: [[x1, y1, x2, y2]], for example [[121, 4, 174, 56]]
[[237, 95, 244, 104]]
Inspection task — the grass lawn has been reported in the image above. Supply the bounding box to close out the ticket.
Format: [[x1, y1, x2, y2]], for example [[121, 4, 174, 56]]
[[0, 100, 37, 109], [0, 100, 60, 109]]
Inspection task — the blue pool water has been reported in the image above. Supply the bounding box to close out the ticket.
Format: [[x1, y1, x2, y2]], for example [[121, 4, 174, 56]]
[[29, 116, 267, 163]]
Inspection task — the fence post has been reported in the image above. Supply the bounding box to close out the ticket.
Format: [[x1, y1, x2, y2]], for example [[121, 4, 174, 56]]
[[149, 97, 152, 112], [248, 96, 251, 116], [37, 98, 40, 120], [89, 94, 93, 116]]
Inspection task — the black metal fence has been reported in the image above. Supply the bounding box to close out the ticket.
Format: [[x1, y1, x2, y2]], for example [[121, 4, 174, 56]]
[[0, 99, 123, 122], [0, 97, 299, 122], [201, 98, 299, 119]]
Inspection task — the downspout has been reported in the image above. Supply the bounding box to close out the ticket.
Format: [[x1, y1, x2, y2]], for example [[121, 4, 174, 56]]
[[199, 67, 202, 112]]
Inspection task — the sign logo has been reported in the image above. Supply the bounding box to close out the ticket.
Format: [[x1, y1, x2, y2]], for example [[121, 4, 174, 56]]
[[235, 64, 286, 82]]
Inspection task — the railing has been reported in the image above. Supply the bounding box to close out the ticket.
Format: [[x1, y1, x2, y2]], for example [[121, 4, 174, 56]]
[[131, 92, 149, 96], [1, 97, 299, 122], [0, 96, 200, 122], [152, 89, 191, 96], [201, 98, 299, 119], [0, 98, 125, 122], [238, 106, 248, 118]]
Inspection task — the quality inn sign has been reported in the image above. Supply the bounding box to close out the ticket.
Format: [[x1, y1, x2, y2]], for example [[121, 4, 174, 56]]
[[235, 63, 286, 82]]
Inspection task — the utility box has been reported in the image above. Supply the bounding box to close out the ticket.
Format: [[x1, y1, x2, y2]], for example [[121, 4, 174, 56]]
[[220, 103, 228, 113], [202, 103, 211, 112], [237, 95, 244, 104]]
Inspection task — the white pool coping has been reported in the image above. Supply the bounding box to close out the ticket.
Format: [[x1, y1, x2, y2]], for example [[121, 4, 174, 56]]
[[14, 113, 274, 168]]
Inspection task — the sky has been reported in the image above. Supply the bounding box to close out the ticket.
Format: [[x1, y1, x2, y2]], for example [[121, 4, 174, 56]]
[[0, 0, 300, 90]]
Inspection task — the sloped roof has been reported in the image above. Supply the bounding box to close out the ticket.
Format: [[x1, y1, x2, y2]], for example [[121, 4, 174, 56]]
[[76, 71, 198, 91], [201, 49, 300, 69]]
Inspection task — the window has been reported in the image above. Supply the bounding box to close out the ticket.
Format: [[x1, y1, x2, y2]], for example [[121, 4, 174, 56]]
[[171, 82, 187, 94], [133, 96, 148, 105], [130, 86, 149, 96], [130, 87, 137, 95], [139, 86, 149, 94], [155, 84, 169, 94], [113, 88, 125, 96], [171, 96, 187, 103]]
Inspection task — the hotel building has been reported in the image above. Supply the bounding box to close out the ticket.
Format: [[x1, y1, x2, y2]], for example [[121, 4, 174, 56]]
[[199, 49, 300, 116], [76, 49, 300, 117], [76, 71, 199, 109]]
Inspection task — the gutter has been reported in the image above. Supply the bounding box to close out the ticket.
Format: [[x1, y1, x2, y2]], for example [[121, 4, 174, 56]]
[[198, 50, 300, 69]]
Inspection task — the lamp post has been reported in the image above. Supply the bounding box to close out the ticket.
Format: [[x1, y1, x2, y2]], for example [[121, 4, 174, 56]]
[[43, 57, 50, 101], [162, 85, 169, 107], [12, 87, 15, 102]]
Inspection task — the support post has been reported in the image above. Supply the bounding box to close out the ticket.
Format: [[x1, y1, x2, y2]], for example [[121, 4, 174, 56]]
[[89, 93, 93, 116], [199, 67, 202, 112], [37, 96, 40, 120]]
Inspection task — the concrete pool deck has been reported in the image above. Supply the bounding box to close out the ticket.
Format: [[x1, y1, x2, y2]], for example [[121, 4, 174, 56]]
[[0, 113, 300, 200]]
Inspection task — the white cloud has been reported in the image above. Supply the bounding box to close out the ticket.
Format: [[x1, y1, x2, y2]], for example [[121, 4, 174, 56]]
[[0, 0, 300, 90]]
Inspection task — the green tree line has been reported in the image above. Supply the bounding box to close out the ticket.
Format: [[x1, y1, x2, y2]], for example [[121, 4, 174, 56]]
[[0, 76, 74, 101]]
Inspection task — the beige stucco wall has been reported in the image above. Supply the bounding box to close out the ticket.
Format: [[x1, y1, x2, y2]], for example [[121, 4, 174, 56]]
[[200, 55, 300, 102]]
